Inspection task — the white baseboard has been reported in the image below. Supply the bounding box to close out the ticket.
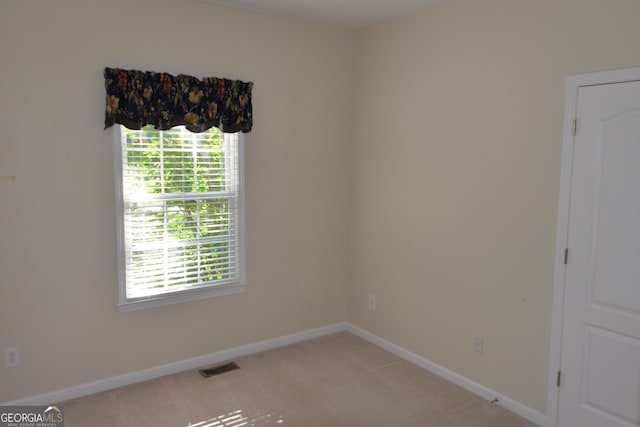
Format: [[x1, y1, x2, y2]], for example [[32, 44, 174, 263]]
[[346, 324, 547, 427], [4, 321, 546, 427], [3, 322, 348, 406]]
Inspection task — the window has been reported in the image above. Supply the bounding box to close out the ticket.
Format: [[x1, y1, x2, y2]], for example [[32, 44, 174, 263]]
[[114, 125, 245, 311]]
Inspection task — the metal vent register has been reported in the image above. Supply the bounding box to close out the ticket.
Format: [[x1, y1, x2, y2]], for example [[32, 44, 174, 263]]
[[199, 362, 240, 377]]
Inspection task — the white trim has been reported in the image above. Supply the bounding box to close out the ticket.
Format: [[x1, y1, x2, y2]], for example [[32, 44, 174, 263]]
[[5, 321, 545, 426], [546, 66, 640, 427], [117, 283, 247, 312], [347, 324, 546, 427], [3, 322, 348, 406], [237, 132, 247, 292], [112, 126, 127, 308]]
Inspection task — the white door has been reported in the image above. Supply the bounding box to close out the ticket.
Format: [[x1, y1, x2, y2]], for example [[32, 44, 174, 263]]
[[558, 80, 640, 426]]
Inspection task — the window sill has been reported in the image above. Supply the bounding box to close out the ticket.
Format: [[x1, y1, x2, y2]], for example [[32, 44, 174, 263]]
[[118, 282, 246, 313]]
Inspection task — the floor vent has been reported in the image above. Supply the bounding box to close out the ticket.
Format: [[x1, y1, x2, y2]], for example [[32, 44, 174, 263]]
[[199, 361, 240, 378]]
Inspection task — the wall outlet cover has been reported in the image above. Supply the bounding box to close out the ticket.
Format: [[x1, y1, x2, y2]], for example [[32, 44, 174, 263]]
[[5, 347, 19, 368]]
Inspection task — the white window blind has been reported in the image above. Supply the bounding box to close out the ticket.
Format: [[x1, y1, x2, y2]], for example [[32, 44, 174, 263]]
[[114, 125, 245, 310]]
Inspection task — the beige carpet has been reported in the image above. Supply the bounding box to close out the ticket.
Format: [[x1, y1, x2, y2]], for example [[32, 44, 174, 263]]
[[63, 332, 538, 426]]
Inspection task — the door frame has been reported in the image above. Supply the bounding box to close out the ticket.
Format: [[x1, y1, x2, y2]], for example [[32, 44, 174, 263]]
[[547, 66, 640, 427]]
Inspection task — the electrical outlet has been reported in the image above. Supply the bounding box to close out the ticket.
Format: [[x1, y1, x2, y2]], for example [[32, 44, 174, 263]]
[[473, 336, 483, 354], [368, 294, 376, 310], [5, 347, 19, 368]]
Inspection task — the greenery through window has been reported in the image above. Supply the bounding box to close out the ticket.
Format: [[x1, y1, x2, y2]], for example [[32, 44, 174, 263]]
[[116, 125, 243, 306]]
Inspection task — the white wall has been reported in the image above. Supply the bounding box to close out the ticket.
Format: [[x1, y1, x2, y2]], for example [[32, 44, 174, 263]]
[[0, 0, 352, 402], [350, 0, 640, 413]]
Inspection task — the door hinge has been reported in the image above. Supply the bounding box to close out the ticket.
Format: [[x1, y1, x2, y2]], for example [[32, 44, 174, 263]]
[[564, 248, 569, 265], [557, 371, 562, 387], [572, 119, 577, 136]]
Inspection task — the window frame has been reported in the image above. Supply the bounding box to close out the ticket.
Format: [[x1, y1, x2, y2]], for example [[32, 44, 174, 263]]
[[113, 125, 246, 312]]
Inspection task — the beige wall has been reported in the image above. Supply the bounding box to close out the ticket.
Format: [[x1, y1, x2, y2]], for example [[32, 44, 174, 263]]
[[350, 0, 640, 413], [0, 0, 351, 402]]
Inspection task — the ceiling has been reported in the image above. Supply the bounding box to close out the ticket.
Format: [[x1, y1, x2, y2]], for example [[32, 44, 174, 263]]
[[198, 0, 444, 30]]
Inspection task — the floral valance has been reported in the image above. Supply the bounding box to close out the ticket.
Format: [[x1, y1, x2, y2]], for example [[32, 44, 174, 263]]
[[104, 67, 253, 133]]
